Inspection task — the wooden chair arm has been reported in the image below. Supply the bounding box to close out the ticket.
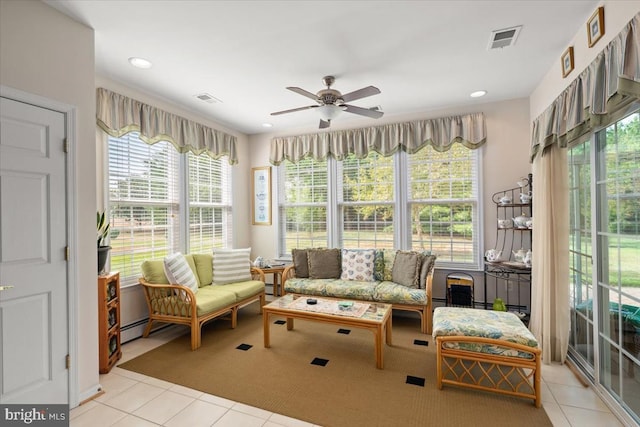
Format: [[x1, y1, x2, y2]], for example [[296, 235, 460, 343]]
[[138, 278, 197, 318], [281, 265, 297, 294], [251, 267, 266, 283], [425, 268, 434, 297]]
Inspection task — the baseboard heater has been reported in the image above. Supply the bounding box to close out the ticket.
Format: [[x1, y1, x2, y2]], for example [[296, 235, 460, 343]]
[[121, 317, 174, 344]]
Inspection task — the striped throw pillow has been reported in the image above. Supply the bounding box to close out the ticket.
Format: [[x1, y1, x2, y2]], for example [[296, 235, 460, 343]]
[[212, 248, 252, 285], [163, 252, 199, 294]]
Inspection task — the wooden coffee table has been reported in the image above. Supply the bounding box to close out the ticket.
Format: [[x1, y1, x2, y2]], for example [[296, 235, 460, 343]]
[[262, 294, 392, 369]]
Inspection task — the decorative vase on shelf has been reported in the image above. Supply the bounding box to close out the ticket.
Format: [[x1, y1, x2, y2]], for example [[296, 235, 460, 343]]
[[98, 245, 111, 275]]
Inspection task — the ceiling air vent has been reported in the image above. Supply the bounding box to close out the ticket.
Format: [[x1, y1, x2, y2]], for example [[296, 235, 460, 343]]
[[194, 93, 222, 104], [487, 26, 522, 50]]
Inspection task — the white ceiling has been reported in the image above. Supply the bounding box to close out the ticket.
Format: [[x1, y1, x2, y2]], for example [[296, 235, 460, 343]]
[[45, 0, 599, 135]]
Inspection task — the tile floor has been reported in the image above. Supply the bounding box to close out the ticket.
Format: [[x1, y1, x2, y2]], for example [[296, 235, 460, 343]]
[[71, 320, 626, 427]]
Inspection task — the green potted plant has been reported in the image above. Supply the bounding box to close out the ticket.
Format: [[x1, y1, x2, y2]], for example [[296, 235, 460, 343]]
[[97, 211, 111, 275]]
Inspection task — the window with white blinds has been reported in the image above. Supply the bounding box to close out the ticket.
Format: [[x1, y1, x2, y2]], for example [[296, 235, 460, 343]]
[[188, 152, 232, 253], [278, 144, 481, 268], [407, 144, 479, 267], [107, 132, 232, 284], [279, 157, 328, 253], [339, 153, 395, 248]]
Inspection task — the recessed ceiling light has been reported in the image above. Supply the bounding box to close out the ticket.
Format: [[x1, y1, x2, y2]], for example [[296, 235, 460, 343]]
[[470, 90, 487, 98], [128, 57, 153, 69], [262, 123, 273, 128]]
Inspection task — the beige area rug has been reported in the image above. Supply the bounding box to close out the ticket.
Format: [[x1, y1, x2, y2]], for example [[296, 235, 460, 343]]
[[119, 304, 551, 427]]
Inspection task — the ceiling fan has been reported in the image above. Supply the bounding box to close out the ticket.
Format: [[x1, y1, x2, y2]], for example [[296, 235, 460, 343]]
[[271, 76, 383, 129]]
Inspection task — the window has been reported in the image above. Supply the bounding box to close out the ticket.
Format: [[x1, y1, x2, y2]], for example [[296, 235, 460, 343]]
[[408, 144, 479, 266], [339, 153, 395, 248], [278, 145, 481, 268], [188, 153, 233, 253], [279, 157, 328, 252], [107, 132, 232, 284]]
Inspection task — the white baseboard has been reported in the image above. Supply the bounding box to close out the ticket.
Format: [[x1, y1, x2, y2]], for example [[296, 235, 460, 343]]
[[76, 384, 102, 408]]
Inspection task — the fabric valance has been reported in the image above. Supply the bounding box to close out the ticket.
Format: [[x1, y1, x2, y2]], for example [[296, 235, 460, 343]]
[[531, 13, 640, 162], [96, 88, 238, 164], [269, 112, 486, 165]]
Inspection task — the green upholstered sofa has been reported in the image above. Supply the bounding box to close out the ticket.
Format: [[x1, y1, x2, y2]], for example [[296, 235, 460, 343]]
[[139, 253, 265, 350], [282, 249, 435, 334]]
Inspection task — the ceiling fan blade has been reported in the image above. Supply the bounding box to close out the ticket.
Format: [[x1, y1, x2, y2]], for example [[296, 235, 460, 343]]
[[287, 87, 319, 101], [270, 105, 317, 116], [319, 119, 331, 129], [341, 86, 381, 103], [343, 104, 384, 119]]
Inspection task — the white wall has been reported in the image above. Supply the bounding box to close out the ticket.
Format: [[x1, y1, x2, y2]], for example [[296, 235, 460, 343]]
[[0, 0, 97, 405], [530, 1, 640, 119], [248, 98, 532, 301]]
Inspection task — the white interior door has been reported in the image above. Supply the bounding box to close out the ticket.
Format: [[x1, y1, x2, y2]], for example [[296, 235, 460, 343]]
[[0, 97, 68, 404]]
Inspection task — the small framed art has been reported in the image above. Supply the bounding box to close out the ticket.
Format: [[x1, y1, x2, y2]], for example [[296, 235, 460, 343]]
[[252, 166, 271, 225], [561, 46, 574, 78], [587, 7, 605, 48]]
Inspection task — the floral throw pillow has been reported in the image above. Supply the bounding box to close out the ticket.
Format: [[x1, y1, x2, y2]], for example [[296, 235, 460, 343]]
[[340, 249, 376, 281], [382, 249, 398, 281]]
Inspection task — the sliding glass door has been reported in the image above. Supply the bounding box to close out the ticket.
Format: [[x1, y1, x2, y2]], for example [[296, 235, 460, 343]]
[[568, 108, 640, 423], [569, 139, 595, 372]]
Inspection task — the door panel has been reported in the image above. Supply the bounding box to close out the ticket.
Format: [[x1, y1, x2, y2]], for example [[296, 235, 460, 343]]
[[1, 171, 48, 263], [1, 293, 50, 397], [0, 97, 68, 404]]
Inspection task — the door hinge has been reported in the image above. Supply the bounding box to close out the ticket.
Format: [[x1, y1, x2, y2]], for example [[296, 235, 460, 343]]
[[63, 138, 69, 153], [65, 354, 71, 370], [65, 246, 70, 261]]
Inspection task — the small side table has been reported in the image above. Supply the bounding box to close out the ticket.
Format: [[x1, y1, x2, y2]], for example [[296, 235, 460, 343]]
[[260, 265, 289, 297]]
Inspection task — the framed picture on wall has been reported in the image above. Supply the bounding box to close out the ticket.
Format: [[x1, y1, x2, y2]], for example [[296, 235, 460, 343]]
[[587, 7, 605, 48], [252, 166, 271, 225], [561, 46, 574, 78]]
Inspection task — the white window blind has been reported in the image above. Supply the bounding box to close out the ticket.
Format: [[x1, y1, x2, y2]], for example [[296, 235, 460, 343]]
[[278, 145, 481, 268], [407, 144, 479, 267], [279, 158, 328, 254], [188, 152, 232, 253], [338, 153, 395, 248], [108, 134, 180, 283], [107, 132, 233, 284]]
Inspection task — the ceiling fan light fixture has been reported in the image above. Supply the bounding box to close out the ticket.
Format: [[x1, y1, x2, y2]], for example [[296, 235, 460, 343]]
[[317, 104, 345, 121]]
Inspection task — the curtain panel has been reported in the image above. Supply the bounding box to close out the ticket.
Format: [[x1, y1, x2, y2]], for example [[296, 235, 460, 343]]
[[96, 88, 238, 164], [269, 112, 486, 165], [530, 13, 640, 161]]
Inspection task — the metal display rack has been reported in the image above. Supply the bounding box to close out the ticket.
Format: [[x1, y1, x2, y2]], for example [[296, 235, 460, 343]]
[[484, 174, 532, 321]]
